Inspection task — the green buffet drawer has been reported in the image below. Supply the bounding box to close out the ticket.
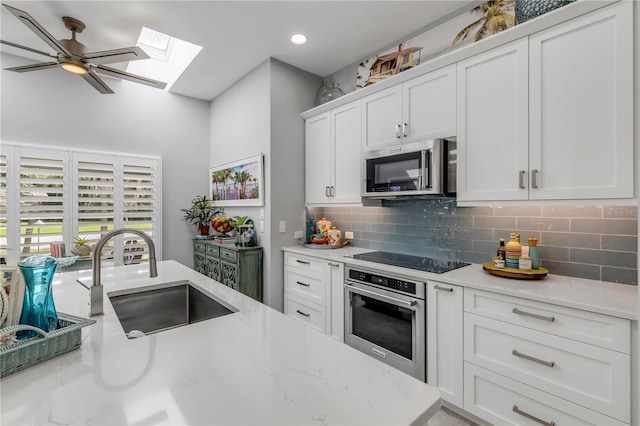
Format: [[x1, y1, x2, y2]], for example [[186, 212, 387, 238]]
[[220, 248, 237, 262]]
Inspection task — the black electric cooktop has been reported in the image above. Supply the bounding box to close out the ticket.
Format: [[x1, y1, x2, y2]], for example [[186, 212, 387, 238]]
[[352, 251, 470, 274]]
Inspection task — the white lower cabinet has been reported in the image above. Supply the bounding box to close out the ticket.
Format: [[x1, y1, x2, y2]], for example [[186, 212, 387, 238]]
[[427, 281, 463, 407], [283, 252, 344, 341], [463, 288, 631, 425], [464, 363, 627, 426]]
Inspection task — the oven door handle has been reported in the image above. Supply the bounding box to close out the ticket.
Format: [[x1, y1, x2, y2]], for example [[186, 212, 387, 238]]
[[344, 283, 418, 308]]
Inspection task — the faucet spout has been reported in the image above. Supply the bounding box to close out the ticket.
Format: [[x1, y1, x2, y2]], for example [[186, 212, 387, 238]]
[[90, 228, 158, 316]]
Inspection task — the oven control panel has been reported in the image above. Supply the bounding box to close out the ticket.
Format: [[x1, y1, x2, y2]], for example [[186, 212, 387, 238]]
[[348, 269, 417, 295]]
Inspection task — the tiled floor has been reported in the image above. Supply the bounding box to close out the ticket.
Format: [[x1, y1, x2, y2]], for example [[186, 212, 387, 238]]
[[427, 406, 479, 426]]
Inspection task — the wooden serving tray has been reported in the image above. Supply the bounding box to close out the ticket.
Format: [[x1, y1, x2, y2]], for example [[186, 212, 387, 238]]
[[482, 262, 548, 279]]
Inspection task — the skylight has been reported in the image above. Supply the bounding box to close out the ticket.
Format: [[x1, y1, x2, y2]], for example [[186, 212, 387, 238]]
[[127, 27, 202, 91]]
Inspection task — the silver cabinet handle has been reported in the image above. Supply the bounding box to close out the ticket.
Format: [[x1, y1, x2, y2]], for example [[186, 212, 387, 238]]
[[434, 284, 453, 292], [531, 169, 539, 189], [296, 259, 310, 265], [395, 124, 401, 139], [296, 309, 310, 317], [296, 281, 310, 287], [513, 405, 556, 426], [325, 186, 331, 197], [330, 186, 335, 197], [328, 262, 340, 267], [512, 308, 555, 322], [519, 170, 526, 189], [402, 122, 408, 137], [345, 283, 417, 308], [512, 349, 555, 367]]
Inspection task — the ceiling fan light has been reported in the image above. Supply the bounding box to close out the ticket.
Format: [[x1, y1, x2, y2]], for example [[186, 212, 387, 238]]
[[61, 61, 88, 75]]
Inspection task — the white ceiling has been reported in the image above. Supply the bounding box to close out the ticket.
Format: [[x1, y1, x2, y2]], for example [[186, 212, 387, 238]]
[[1, 1, 477, 101]]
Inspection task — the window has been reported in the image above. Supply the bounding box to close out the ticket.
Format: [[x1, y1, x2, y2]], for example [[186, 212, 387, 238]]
[[0, 144, 161, 266]]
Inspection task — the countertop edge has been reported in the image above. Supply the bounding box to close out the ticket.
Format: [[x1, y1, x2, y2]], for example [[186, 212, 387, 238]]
[[282, 246, 639, 321]]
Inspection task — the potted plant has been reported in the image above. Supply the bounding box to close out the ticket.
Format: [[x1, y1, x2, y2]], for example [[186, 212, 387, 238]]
[[181, 195, 220, 236], [71, 236, 91, 257]]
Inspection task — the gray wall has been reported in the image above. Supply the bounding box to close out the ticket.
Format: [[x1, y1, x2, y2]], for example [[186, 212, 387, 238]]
[[310, 202, 638, 285], [0, 52, 211, 267], [210, 58, 319, 311]]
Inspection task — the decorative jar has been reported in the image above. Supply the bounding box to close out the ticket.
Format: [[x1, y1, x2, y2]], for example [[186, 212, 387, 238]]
[[515, 0, 576, 24]]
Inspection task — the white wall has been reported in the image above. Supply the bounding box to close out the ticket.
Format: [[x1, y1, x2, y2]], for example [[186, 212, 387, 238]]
[[0, 52, 211, 267], [269, 59, 319, 310], [210, 58, 318, 311]]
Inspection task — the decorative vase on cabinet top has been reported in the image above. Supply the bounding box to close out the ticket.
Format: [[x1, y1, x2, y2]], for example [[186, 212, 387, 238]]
[[515, 0, 576, 24]]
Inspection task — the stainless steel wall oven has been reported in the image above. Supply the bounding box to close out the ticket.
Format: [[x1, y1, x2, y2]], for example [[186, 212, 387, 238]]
[[344, 266, 426, 380]]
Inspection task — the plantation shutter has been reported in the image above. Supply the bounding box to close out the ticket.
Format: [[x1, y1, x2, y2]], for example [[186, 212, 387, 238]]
[[0, 151, 8, 262], [121, 159, 159, 264], [1, 143, 161, 266], [73, 153, 117, 258], [18, 148, 69, 259]]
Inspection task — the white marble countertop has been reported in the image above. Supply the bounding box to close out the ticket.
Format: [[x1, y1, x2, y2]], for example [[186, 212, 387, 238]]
[[1, 260, 441, 425], [283, 245, 638, 321]]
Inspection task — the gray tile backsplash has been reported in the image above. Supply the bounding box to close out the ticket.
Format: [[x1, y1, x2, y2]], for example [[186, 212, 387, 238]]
[[308, 199, 638, 285]]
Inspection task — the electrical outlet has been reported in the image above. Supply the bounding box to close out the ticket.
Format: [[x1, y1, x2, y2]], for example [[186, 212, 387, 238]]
[[294, 230, 303, 239], [279, 221, 286, 233], [259, 220, 265, 233], [345, 231, 354, 239]]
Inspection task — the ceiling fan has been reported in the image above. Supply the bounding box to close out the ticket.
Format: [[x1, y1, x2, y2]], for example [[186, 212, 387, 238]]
[[0, 3, 166, 94]]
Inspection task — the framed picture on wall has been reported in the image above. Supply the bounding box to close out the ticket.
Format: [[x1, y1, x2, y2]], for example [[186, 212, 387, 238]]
[[209, 154, 264, 207]]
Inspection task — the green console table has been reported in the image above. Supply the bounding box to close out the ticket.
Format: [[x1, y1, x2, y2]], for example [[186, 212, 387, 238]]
[[193, 240, 263, 302]]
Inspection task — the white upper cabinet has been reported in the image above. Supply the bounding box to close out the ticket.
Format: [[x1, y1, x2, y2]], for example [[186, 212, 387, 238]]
[[332, 101, 363, 204], [362, 65, 456, 151], [457, 1, 633, 203], [305, 100, 362, 206], [305, 112, 332, 204], [457, 39, 529, 202], [528, 1, 633, 200]]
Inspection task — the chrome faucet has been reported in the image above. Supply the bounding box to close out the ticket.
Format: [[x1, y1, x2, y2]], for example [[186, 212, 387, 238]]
[[85, 228, 158, 316]]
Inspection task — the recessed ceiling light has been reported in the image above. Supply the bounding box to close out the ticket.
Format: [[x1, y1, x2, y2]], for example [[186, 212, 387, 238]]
[[290, 34, 307, 45]]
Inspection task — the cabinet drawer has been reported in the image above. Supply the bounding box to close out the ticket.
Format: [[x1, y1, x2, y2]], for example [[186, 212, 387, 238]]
[[464, 313, 630, 422], [220, 248, 237, 262], [205, 244, 220, 257], [284, 267, 326, 304], [194, 242, 206, 253], [284, 293, 326, 333], [464, 288, 630, 353], [464, 363, 627, 426], [284, 252, 324, 273]]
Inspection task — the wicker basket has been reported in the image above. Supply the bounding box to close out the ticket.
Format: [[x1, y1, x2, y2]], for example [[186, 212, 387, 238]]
[[0, 313, 96, 379]]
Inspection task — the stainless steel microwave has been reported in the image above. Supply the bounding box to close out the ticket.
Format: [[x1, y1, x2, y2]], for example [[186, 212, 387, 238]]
[[362, 138, 456, 198]]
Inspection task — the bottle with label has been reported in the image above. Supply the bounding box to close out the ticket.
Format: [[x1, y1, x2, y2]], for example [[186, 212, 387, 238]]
[[496, 238, 506, 261], [505, 233, 522, 269], [528, 238, 540, 270], [519, 255, 532, 270]]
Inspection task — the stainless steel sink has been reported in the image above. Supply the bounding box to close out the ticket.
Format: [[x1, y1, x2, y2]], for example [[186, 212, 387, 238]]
[[108, 281, 237, 337]]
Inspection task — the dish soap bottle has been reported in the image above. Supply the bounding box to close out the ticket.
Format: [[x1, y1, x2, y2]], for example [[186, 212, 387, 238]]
[[528, 238, 540, 270], [505, 233, 522, 269]]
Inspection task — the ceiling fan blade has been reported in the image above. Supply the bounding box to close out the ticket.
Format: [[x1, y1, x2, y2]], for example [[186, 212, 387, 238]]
[[95, 65, 167, 90], [81, 70, 114, 94], [1, 40, 58, 58], [2, 4, 71, 56], [82, 46, 149, 65], [5, 62, 59, 73]]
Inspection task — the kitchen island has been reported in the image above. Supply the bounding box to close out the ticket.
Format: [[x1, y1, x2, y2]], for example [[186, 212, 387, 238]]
[[0, 260, 441, 425]]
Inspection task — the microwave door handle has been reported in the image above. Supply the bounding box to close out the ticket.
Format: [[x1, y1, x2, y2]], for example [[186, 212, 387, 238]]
[[421, 150, 427, 190]]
